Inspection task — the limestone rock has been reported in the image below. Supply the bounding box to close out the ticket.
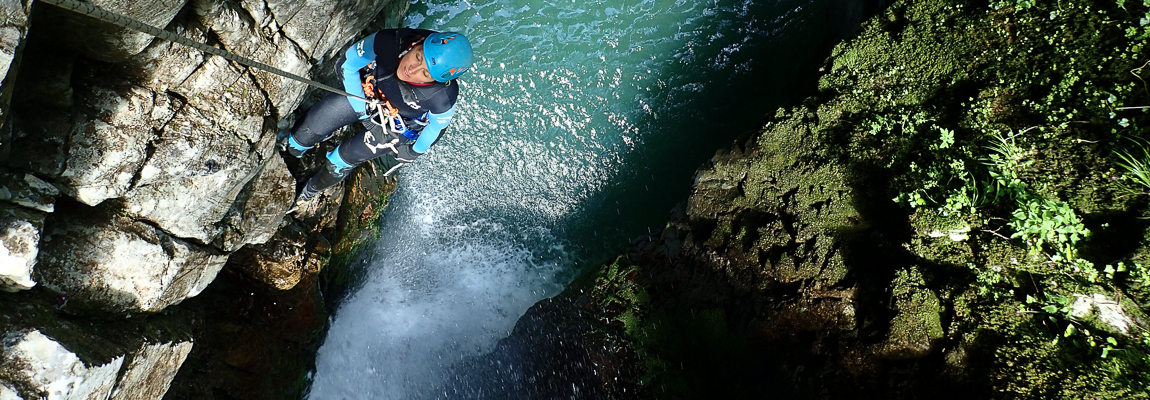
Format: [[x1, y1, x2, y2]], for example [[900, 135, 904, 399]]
[[215, 152, 295, 253], [0, 0, 30, 118], [57, 83, 154, 206], [122, 100, 264, 245], [0, 173, 59, 213], [0, 329, 124, 400], [36, 207, 228, 315], [192, 0, 312, 114], [108, 341, 194, 400], [37, 0, 189, 63], [0, 383, 18, 399], [0, 205, 42, 292], [1069, 293, 1141, 336]]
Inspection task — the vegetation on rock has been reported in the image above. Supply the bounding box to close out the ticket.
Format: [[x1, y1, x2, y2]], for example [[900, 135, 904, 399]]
[[572, 0, 1150, 397]]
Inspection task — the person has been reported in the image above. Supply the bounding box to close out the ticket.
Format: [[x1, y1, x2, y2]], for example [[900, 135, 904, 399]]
[[280, 28, 473, 207]]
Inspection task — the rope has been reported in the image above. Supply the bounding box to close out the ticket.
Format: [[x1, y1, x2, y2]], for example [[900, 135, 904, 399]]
[[36, 0, 371, 103]]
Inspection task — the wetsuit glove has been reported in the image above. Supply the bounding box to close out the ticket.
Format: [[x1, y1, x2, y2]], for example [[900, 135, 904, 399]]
[[394, 145, 422, 163]]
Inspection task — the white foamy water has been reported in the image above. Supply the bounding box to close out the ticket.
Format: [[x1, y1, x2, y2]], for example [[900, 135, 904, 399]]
[[308, 188, 567, 399]]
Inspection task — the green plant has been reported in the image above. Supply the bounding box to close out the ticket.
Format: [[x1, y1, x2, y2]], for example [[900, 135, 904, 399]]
[[983, 128, 1035, 197], [1008, 196, 1090, 260], [1115, 143, 1150, 195]]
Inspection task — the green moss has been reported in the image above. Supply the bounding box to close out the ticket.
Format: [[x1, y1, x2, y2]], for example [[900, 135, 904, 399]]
[[820, 0, 986, 111], [589, 0, 1150, 395], [630, 307, 758, 400], [883, 267, 945, 357]]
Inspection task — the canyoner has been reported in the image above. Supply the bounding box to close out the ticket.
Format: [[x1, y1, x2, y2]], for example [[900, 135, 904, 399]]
[[34, 0, 475, 211], [279, 29, 473, 210]]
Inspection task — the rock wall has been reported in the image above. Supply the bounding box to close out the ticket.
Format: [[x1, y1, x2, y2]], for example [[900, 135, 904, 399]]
[[0, 0, 406, 397]]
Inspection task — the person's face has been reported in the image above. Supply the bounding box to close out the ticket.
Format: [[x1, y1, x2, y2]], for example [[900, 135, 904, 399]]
[[397, 43, 435, 84]]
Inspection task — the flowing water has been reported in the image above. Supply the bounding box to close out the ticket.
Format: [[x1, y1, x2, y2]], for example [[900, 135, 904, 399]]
[[308, 0, 866, 397]]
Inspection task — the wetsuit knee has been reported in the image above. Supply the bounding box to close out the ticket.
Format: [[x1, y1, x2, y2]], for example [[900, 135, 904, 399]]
[[327, 146, 355, 175], [285, 132, 311, 157]]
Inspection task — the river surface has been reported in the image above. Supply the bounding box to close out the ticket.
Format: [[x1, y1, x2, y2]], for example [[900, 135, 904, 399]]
[[307, 0, 864, 397]]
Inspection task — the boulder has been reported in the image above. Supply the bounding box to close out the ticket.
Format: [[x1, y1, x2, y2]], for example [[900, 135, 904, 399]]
[[57, 83, 155, 206], [108, 341, 194, 400], [0, 172, 55, 293], [0, 0, 30, 119], [0, 173, 60, 213], [0, 329, 124, 400], [36, 207, 228, 315], [0, 205, 42, 292], [214, 154, 296, 253], [35, 0, 189, 63], [0, 325, 192, 400]]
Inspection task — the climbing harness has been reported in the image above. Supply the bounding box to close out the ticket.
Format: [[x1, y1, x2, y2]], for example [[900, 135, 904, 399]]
[[35, 0, 372, 103], [366, 100, 413, 177]]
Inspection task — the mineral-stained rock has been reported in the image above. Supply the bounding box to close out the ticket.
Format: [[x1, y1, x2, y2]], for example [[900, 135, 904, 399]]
[[122, 102, 264, 245], [36, 206, 228, 315], [0, 329, 124, 400], [108, 341, 194, 400], [57, 83, 154, 206], [226, 223, 318, 290], [0, 205, 42, 292]]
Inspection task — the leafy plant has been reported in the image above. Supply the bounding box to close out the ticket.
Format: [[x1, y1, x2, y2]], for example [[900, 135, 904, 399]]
[[1008, 196, 1090, 260], [1114, 142, 1150, 195]]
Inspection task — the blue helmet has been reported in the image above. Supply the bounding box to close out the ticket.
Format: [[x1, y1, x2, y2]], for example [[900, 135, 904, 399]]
[[423, 32, 473, 82]]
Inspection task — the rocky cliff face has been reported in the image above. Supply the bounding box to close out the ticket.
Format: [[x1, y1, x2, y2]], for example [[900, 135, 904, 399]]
[[0, 0, 404, 398]]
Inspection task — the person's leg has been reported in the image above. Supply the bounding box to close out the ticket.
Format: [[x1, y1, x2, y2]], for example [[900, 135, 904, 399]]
[[295, 125, 401, 203], [282, 93, 361, 157]]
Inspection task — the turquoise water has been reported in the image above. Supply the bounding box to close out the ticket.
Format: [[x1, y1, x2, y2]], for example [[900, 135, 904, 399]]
[[308, 0, 861, 397]]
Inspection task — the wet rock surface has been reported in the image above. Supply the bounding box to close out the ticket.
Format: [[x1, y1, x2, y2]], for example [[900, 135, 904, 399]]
[[0, 0, 406, 397]]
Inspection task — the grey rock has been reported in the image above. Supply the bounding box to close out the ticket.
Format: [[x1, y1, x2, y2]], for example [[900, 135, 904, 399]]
[[37, 207, 228, 315], [5, 0, 397, 311], [0, 205, 42, 292], [0, 329, 124, 400], [123, 71, 266, 243], [108, 341, 194, 400], [0, 173, 60, 213], [192, 0, 312, 114], [58, 84, 154, 206], [215, 143, 295, 253], [0, 0, 30, 117], [0, 383, 18, 400], [38, 0, 189, 63]]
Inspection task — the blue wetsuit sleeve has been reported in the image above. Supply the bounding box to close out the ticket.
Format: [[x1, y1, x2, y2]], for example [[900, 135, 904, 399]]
[[412, 105, 455, 153], [342, 33, 377, 115]]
